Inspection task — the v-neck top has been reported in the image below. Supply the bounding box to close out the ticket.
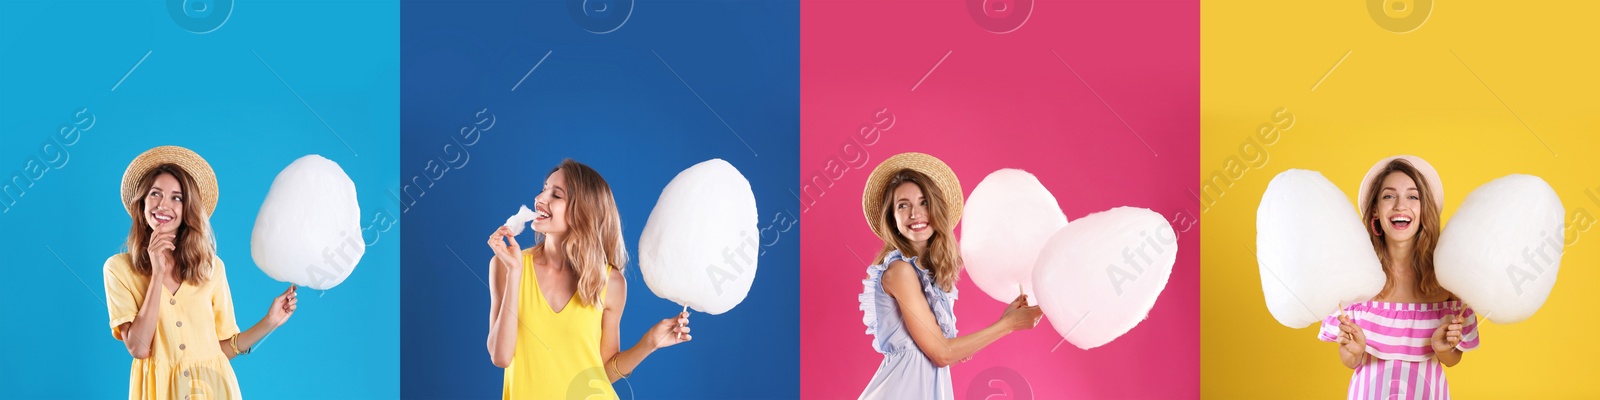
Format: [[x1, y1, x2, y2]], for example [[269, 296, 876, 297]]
[[502, 251, 614, 399], [103, 252, 242, 400]]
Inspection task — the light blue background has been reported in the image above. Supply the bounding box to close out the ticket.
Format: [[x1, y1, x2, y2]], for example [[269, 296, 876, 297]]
[[0, 0, 399, 398]]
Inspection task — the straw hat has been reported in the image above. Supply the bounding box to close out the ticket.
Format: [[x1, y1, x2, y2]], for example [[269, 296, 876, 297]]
[[1357, 155, 1442, 217], [862, 152, 963, 242], [121, 146, 219, 217]]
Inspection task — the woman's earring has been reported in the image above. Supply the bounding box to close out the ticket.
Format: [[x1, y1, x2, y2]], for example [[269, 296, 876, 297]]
[[1369, 217, 1382, 236]]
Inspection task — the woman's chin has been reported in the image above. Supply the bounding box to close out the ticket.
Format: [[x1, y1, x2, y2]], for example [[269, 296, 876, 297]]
[[1384, 233, 1417, 244]]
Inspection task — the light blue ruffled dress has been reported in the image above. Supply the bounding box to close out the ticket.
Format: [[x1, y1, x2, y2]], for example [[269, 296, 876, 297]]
[[858, 250, 959, 400]]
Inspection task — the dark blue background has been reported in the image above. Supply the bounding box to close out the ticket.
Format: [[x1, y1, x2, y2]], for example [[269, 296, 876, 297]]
[[400, 0, 799, 398]]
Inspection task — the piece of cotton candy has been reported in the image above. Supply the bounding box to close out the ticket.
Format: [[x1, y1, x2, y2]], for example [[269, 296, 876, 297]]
[[251, 155, 364, 290], [1436, 174, 1564, 324], [960, 168, 1067, 305], [504, 205, 536, 236], [639, 159, 759, 315], [1034, 207, 1176, 350], [1256, 169, 1384, 328]]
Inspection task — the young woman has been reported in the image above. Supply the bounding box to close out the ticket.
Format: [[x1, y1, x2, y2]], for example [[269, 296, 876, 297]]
[[857, 152, 1043, 400], [486, 159, 690, 399], [103, 146, 298, 400], [1319, 155, 1478, 399]]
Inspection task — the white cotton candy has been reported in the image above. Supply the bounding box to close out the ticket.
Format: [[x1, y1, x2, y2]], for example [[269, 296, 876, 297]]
[[251, 155, 364, 290], [1034, 207, 1176, 350], [1436, 174, 1564, 324], [961, 168, 1067, 305], [504, 205, 536, 236], [1256, 169, 1385, 328], [639, 159, 759, 315]]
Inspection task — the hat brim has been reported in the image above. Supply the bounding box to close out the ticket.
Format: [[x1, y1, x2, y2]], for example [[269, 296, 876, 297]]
[[122, 146, 219, 218], [1357, 155, 1442, 217], [861, 152, 963, 243]]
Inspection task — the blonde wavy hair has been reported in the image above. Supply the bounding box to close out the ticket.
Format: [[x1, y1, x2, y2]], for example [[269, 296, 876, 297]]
[[532, 159, 628, 307]]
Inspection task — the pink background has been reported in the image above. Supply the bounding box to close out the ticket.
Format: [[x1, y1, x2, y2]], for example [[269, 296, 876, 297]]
[[799, 0, 1199, 398]]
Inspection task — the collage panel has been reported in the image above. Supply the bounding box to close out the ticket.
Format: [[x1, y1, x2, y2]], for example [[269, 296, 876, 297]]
[[0, 0, 401, 398], [399, 0, 799, 398], [799, 0, 1199, 398], [1201, 0, 1600, 398]]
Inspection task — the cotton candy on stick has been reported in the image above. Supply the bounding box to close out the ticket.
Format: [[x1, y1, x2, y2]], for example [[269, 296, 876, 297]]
[[1436, 174, 1565, 324], [639, 159, 759, 321], [504, 205, 537, 236], [1255, 169, 1385, 328], [1033, 207, 1176, 350], [251, 155, 364, 291], [960, 169, 1068, 305]]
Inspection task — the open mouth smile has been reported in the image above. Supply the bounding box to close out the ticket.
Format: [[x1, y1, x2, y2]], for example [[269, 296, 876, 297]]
[[1389, 215, 1412, 231]]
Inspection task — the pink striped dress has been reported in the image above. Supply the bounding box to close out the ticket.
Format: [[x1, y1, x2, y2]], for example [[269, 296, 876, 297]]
[[1318, 300, 1480, 400]]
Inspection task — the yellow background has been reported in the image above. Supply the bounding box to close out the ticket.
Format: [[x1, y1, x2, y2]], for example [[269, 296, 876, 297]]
[[1201, 0, 1600, 398]]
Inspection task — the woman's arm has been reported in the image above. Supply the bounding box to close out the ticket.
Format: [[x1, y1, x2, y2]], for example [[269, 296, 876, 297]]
[[1337, 340, 1366, 369], [219, 285, 296, 360], [121, 233, 177, 359], [1336, 313, 1368, 369], [601, 268, 691, 382], [1431, 314, 1465, 367], [487, 255, 523, 368], [487, 227, 525, 368], [1435, 348, 1462, 367], [881, 260, 1040, 368], [120, 268, 168, 359]]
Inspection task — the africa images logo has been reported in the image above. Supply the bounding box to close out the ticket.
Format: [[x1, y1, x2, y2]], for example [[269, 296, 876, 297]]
[[1368, 0, 1432, 33], [569, 0, 635, 34], [968, 0, 1034, 34], [167, 0, 234, 34]]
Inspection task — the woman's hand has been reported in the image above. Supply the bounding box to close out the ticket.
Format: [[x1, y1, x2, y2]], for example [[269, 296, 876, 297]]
[[265, 284, 297, 329], [996, 294, 1043, 333], [147, 232, 176, 278], [1431, 314, 1464, 354], [643, 311, 692, 350], [487, 226, 524, 273], [221, 284, 299, 360], [1338, 313, 1367, 356]]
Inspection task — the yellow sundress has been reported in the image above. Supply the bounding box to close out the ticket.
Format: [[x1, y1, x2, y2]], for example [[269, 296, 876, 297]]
[[103, 253, 242, 400]]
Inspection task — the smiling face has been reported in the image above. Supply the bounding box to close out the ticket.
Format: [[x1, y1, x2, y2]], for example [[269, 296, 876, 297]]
[[1362, 158, 1447, 298], [872, 168, 963, 291], [525, 159, 627, 306], [531, 168, 569, 235], [891, 181, 933, 249], [142, 172, 185, 235], [1374, 171, 1423, 243], [124, 163, 216, 283]]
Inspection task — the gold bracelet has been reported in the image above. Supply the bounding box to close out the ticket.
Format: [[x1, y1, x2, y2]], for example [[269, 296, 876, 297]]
[[610, 357, 631, 378], [230, 333, 249, 356]]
